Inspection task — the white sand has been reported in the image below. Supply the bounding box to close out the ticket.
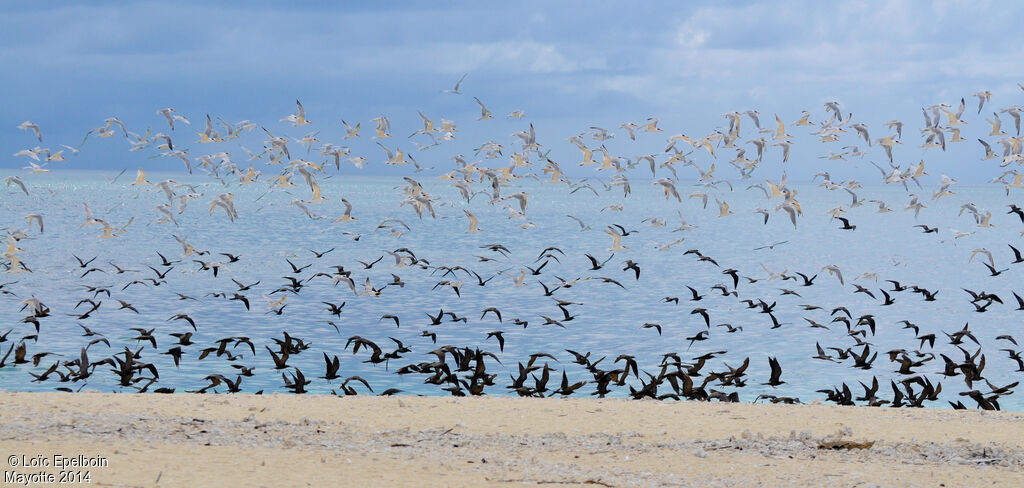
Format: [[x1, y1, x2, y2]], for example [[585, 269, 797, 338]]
[[1, 392, 1022, 487]]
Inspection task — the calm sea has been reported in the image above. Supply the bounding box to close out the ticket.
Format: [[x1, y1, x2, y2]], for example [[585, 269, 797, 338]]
[[1, 172, 1022, 409]]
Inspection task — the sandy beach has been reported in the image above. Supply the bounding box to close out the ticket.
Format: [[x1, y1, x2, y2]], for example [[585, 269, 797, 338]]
[[0, 393, 1021, 487]]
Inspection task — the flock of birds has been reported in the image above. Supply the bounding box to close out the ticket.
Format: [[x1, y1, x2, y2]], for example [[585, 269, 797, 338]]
[[3, 76, 1024, 410]]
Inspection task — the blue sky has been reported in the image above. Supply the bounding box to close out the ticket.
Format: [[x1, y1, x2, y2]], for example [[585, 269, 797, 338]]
[[3, 1, 1023, 182]]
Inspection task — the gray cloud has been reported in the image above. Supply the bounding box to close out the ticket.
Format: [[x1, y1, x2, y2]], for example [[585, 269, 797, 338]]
[[2, 1, 1022, 184]]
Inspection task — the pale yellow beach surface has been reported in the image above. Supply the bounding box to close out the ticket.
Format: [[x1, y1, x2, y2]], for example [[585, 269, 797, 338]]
[[1, 392, 1022, 487]]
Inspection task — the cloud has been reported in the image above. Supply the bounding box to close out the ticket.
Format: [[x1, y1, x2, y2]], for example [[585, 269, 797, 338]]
[[0, 2, 609, 85], [675, 26, 708, 50], [2, 0, 1023, 184], [576, 0, 1024, 114], [446, 41, 607, 74]]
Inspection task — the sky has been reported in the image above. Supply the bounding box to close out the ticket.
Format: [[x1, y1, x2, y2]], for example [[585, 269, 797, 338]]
[[3, 0, 1024, 183]]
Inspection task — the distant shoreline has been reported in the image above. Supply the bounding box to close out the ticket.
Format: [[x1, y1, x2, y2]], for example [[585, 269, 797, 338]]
[[1, 392, 1021, 487]]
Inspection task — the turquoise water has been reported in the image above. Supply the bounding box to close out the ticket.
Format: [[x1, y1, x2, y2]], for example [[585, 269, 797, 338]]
[[1, 171, 1022, 409]]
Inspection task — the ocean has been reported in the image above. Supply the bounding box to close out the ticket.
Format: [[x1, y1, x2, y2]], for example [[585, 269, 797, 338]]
[[1, 170, 1022, 409]]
